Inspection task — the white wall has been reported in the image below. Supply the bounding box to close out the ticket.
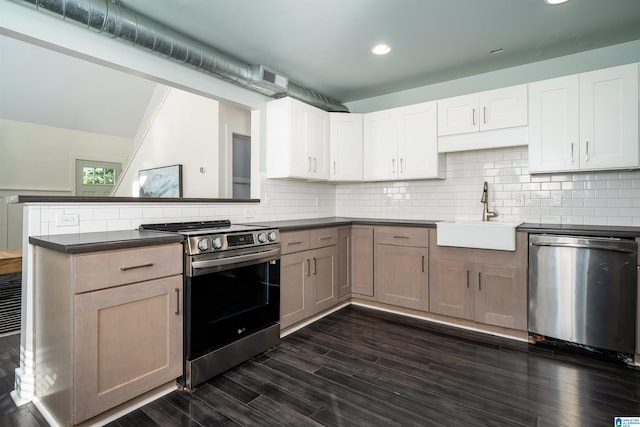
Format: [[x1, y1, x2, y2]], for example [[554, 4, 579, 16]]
[[113, 87, 221, 198], [0, 119, 133, 248]]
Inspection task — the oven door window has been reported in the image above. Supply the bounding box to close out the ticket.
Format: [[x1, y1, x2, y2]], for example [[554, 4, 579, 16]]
[[186, 260, 279, 359]]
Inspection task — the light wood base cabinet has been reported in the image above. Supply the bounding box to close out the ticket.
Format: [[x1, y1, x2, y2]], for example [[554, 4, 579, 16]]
[[337, 227, 351, 298], [429, 232, 527, 331], [34, 244, 183, 426], [374, 226, 429, 311], [280, 228, 338, 329], [351, 226, 374, 297]]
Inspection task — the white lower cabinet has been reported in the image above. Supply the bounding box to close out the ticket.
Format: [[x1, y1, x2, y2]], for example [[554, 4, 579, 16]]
[[529, 63, 639, 173]]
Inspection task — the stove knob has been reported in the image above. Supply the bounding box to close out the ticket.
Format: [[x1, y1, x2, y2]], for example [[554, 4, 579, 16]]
[[257, 232, 267, 243], [197, 239, 209, 252], [212, 237, 223, 249], [267, 231, 277, 242]]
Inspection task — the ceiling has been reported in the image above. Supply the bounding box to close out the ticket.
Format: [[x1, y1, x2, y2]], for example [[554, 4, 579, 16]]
[[2, 0, 640, 138], [117, 0, 640, 103]]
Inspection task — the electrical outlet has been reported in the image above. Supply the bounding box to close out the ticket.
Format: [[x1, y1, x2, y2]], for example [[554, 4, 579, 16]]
[[56, 214, 79, 227], [552, 193, 562, 207], [515, 194, 525, 207]]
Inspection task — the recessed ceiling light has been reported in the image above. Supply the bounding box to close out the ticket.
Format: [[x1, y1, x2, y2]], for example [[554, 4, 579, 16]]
[[490, 48, 504, 55], [544, 0, 569, 5], [372, 44, 391, 55]]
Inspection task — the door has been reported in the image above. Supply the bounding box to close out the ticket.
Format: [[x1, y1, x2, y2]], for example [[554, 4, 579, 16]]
[[308, 108, 330, 179], [312, 245, 338, 312], [579, 63, 639, 170], [288, 100, 310, 178], [375, 244, 428, 310], [75, 159, 122, 196], [429, 258, 474, 320], [280, 251, 311, 329], [398, 101, 439, 179], [437, 93, 478, 136], [329, 113, 363, 181], [364, 109, 398, 180], [74, 276, 182, 423], [528, 75, 580, 173], [351, 227, 374, 297], [479, 85, 528, 131], [474, 264, 527, 331]]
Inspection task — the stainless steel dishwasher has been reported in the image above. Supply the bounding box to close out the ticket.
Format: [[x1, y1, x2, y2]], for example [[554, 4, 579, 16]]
[[529, 234, 637, 354]]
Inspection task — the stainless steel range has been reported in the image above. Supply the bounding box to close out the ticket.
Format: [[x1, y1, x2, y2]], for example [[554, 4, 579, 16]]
[[139, 220, 281, 389]]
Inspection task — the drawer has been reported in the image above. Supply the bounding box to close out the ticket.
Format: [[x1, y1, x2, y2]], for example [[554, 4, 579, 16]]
[[375, 226, 430, 247], [73, 244, 183, 293], [310, 227, 338, 249], [280, 230, 311, 255]]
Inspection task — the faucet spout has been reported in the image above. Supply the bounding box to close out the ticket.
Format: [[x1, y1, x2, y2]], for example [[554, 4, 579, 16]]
[[480, 181, 498, 221]]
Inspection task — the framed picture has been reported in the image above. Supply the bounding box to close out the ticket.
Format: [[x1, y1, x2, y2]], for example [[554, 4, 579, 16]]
[[138, 164, 183, 198]]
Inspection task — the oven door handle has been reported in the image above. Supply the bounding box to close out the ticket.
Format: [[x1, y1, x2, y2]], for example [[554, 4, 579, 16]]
[[191, 248, 280, 270]]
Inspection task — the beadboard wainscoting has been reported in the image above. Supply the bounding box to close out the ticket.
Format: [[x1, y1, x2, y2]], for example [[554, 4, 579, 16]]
[[336, 146, 640, 227]]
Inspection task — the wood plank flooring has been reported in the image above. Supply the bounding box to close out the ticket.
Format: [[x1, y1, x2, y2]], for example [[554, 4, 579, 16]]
[[2, 305, 640, 426]]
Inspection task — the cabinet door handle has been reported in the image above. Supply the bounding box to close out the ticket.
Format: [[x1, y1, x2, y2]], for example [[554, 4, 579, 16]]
[[570, 142, 574, 163], [400, 158, 404, 173], [174, 288, 180, 315], [472, 108, 476, 126], [585, 141, 589, 162], [308, 156, 312, 172], [306, 259, 311, 276], [421, 255, 425, 273], [392, 158, 396, 174], [333, 160, 336, 175], [313, 257, 317, 275], [120, 262, 153, 271], [314, 157, 317, 172], [483, 106, 487, 124], [466, 270, 470, 288], [478, 272, 482, 291]]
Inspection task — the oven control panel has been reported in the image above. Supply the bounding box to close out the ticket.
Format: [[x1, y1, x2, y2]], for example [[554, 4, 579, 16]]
[[187, 229, 280, 255]]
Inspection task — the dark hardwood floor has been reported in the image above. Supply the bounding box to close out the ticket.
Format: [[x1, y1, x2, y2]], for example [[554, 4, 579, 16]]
[[2, 306, 640, 426]]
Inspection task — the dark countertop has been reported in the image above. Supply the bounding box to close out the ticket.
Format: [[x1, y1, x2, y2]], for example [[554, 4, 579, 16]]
[[8, 195, 259, 204], [519, 223, 640, 239], [29, 230, 184, 254], [251, 217, 439, 231]]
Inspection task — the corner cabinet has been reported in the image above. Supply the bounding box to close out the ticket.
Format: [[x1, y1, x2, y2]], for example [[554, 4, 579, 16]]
[[429, 232, 527, 331], [34, 243, 183, 426], [329, 113, 363, 181], [528, 63, 639, 173], [267, 97, 330, 180], [363, 101, 444, 181], [374, 226, 430, 311], [280, 227, 338, 329]]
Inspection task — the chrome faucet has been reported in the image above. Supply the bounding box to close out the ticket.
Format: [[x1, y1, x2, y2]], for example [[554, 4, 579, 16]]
[[481, 181, 498, 221]]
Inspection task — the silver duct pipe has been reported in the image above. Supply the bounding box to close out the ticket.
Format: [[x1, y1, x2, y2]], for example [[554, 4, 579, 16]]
[[16, 0, 349, 112]]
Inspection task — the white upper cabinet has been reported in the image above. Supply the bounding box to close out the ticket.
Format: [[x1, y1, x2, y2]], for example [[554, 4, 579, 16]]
[[329, 113, 363, 181], [267, 97, 329, 180], [529, 63, 639, 173], [438, 85, 528, 136], [364, 101, 443, 181]]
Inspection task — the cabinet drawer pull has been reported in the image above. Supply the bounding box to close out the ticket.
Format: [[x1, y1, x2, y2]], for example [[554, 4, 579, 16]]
[[393, 235, 410, 239], [287, 241, 303, 246], [175, 288, 180, 315], [319, 236, 333, 241], [120, 262, 153, 271]]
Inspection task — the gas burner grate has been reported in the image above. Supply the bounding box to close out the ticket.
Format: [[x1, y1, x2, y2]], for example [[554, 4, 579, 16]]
[[140, 220, 231, 233]]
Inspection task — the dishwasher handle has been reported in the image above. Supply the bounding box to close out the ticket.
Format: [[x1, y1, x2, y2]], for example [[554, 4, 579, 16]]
[[530, 235, 637, 254]]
